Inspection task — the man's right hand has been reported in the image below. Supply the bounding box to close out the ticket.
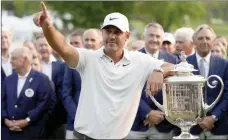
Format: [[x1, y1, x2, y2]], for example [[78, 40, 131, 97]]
[[4, 118, 22, 132], [33, 2, 51, 28], [147, 110, 164, 125]]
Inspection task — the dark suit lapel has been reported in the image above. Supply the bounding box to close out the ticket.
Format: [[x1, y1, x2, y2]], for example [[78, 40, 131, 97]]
[[11, 72, 18, 103], [139, 48, 146, 54], [191, 54, 200, 75], [208, 55, 216, 76], [17, 69, 35, 100], [52, 62, 57, 82]]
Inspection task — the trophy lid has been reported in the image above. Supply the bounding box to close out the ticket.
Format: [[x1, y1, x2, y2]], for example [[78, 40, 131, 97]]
[[166, 52, 206, 83]]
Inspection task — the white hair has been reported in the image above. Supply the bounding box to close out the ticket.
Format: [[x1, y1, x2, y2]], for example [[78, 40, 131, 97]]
[[143, 23, 164, 37], [11, 47, 33, 63], [192, 24, 216, 41], [174, 27, 194, 42]]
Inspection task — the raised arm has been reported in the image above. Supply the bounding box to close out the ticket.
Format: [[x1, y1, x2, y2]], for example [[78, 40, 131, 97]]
[[34, 2, 79, 68]]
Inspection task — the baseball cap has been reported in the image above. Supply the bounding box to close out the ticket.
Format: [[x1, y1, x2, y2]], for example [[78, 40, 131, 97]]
[[163, 32, 175, 44], [101, 12, 129, 32]]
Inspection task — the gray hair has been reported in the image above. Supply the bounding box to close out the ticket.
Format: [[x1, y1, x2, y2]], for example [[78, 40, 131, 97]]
[[143, 23, 164, 36], [192, 24, 216, 41], [174, 27, 194, 41]]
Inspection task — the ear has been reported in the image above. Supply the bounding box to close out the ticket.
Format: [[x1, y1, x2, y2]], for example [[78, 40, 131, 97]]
[[125, 32, 131, 41]]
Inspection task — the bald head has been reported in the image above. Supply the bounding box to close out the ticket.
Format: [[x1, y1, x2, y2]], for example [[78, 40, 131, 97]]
[[11, 47, 33, 63], [83, 29, 103, 50]]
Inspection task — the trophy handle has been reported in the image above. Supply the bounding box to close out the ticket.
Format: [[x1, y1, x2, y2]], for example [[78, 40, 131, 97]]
[[202, 75, 224, 113], [149, 84, 165, 112]]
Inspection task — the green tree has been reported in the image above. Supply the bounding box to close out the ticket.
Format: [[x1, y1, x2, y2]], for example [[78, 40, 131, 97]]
[[2, 1, 41, 17], [132, 1, 206, 31], [45, 1, 134, 29]]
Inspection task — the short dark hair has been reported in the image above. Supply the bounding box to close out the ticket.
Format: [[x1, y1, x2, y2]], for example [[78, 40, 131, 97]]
[[70, 29, 85, 37]]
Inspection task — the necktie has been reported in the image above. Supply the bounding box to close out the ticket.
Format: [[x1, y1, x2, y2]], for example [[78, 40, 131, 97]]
[[199, 59, 206, 78]]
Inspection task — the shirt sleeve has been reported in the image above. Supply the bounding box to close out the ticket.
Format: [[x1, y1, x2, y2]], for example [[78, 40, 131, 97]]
[[70, 48, 89, 73], [142, 53, 165, 74]]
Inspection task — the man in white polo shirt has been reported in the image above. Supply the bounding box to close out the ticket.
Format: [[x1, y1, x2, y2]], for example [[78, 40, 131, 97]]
[[33, 2, 175, 139]]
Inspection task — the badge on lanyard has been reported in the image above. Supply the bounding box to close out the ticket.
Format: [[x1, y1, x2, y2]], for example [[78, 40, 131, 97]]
[[25, 88, 34, 98]]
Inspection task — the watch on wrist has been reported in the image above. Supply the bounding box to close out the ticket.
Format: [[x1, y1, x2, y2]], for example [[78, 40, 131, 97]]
[[25, 117, 31, 123], [212, 115, 218, 121], [153, 68, 164, 74]]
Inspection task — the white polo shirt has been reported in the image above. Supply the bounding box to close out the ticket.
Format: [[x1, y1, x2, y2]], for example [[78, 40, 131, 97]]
[[73, 47, 164, 139]]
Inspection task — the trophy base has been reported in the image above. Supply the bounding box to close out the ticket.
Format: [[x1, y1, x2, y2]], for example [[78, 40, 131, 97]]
[[173, 132, 199, 140]]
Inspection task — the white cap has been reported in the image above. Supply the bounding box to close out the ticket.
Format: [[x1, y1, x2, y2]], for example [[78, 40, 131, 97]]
[[163, 32, 175, 44], [102, 12, 129, 32]]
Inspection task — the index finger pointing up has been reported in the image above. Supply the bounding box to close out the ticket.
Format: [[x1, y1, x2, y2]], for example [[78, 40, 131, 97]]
[[41, 1, 48, 16]]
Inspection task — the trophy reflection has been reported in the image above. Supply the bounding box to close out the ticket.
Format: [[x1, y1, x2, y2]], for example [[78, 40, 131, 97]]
[[150, 52, 224, 139]]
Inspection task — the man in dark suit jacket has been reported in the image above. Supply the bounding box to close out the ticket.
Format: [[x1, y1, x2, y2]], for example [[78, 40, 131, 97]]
[[1, 67, 6, 84], [187, 24, 228, 139], [35, 36, 66, 139], [61, 30, 84, 139], [127, 23, 179, 139], [1, 47, 55, 140], [61, 65, 81, 139]]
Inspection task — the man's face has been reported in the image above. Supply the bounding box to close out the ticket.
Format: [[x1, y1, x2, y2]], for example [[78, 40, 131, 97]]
[[1, 31, 11, 51], [36, 37, 52, 60], [10, 55, 25, 71], [24, 41, 36, 51], [83, 30, 102, 50], [102, 25, 130, 53], [194, 28, 214, 57], [144, 26, 163, 52], [70, 35, 84, 48], [212, 43, 224, 58], [175, 36, 193, 55], [32, 58, 42, 72], [162, 41, 175, 54]]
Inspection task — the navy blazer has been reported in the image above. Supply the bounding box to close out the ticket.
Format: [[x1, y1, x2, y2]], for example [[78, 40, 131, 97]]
[[1, 67, 6, 83], [61, 65, 81, 130], [131, 48, 179, 133], [46, 60, 66, 132], [1, 69, 55, 140], [187, 54, 228, 135]]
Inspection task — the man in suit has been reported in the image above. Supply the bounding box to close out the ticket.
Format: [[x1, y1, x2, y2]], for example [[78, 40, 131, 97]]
[[35, 36, 66, 139], [127, 23, 179, 139], [187, 24, 228, 139], [62, 30, 84, 139], [174, 27, 195, 60], [1, 47, 55, 140], [1, 27, 13, 82]]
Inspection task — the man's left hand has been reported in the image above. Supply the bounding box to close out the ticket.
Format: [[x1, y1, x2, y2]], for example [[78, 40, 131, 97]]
[[13, 119, 29, 129], [199, 116, 215, 131], [146, 71, 164, 96]]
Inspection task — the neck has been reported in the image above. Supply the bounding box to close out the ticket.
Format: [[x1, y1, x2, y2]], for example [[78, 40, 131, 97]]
[[198, 51, 209, 58], [145, 46, 157, 54], [42, 57, 50, 63], [2, 50, 9, 59], [104, 48, 123, 64], [18, 65, 31, 76]]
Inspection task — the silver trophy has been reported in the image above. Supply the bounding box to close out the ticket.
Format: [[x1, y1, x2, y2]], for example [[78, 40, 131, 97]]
[[150, 52, 224, 139]]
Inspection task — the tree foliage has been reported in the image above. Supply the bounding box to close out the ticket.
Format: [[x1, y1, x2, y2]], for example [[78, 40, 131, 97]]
[[45, 1, 134, 29], [2, 1, 227, 31], [132, 1, 206, 31]]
